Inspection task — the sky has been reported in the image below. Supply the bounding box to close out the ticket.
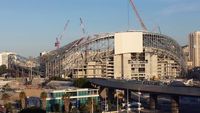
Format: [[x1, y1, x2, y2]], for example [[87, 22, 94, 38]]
[[0, 0, 200, 57]]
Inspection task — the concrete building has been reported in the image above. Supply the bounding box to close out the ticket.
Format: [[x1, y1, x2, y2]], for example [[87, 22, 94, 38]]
[[44, 31, 186, 80], [189, 31, 200, 68], [0, 52, 15, 68], [182, 45, 192, 69]]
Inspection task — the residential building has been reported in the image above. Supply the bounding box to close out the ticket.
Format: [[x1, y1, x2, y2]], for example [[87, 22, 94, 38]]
[[189, 31, 200, 67], [0, 52, 15, 68], [182, 45, 192, 69]]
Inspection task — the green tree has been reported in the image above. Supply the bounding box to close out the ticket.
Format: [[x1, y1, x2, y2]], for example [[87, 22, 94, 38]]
[[19, 107, 46, 113], [71, 107, 79, 113], [0, 64, 7, 75], [115, 92, 124, 111], [19, 91, 27, 109], [86, 97, 96, 113], [73, 78, 91, 88], [1, 93, 10, 105], [4, 102, 12, 113], [62, 93, 71, 113], [52, 103, 60, 112], [40, 91, 47, 110], [2, 84, 11, 91]]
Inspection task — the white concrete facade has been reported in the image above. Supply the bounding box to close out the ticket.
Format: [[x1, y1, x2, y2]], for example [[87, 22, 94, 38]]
[[0, 52, 15, 68]]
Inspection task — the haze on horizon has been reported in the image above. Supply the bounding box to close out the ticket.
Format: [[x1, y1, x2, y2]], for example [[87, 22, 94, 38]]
[[0, 0, 199, 57]]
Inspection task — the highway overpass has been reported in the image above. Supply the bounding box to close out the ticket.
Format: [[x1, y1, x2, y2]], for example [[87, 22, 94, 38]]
[[88, 78, 200, 97]]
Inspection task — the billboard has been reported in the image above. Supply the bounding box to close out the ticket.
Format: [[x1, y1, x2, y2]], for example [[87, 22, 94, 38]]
[[114, 32, 143, 54]]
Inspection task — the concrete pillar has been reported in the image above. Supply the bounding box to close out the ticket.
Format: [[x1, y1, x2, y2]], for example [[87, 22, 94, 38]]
[[171, 95, 179, 113], [149, 94, 157, 110]]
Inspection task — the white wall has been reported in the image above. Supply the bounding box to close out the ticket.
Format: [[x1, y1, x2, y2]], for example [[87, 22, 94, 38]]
[[114, 32, 143, 55]]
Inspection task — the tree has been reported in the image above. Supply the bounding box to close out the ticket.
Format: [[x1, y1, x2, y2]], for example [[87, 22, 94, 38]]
[[40, 91, 47, 110], [52, 103, 60, 112], [71, 107, 79, 113], [73, 78, 91, 88], [0, 65, 7, 75], [1, 93, 11, 112], [4, 102, 12, 113], [19, 107, 46, 113], [1, 93, 10, 105], [115, 91, 124, 111], [62, 93, 71, 113], [86, 97, 96, 113], [19, 91, 27, 109], [2, 84, 11, 91]]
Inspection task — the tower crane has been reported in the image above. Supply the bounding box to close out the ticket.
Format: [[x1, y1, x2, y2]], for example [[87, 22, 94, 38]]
[[54, 19, 70, 49], [55, 37, 60, 49], [80, 17, 86, 35], [129, 0, 147, 31], [152, 25, 162, 34]]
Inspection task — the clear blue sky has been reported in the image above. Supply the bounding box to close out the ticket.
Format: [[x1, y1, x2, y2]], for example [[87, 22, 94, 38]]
[[0, 0, 199, 57]]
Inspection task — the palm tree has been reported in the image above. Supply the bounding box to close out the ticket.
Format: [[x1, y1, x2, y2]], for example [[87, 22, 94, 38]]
[[1, 93, 10, 105], [40, 91, 47, 110], [115, 91, 124, 111], [19, 91, 27, 109], [62, 92, 71, 113], [86, 97, 95, 113]]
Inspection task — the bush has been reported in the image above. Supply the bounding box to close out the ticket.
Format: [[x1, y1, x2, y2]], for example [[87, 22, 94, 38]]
[[73, 78, 92, 88], [19, 107, 46, 113]]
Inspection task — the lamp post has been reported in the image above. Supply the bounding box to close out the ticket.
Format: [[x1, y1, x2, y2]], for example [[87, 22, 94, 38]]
[[115, 90, 120, 113], [92, 97, 93, 113], [138, 91, 141, 113], [127, 89, 129, 113]]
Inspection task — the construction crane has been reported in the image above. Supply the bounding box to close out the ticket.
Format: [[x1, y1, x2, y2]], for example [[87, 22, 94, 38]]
[[129, 0, 147, 31], [54, 19, 70, 49], [152, 25, 162, 34], [80, 17, 86, 35], [55, 37, 60, 49]]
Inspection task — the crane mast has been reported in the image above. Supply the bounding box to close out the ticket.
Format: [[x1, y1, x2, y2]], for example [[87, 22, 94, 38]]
[[54, 19, 70, 49], [55, 37, 60, 49], [129, 0, 147, 31], [80, 17, 86, 35]]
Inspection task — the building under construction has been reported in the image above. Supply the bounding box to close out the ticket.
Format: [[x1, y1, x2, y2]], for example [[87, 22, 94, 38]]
[[43, 31, 186, 80], [41, 0, 186, 80]]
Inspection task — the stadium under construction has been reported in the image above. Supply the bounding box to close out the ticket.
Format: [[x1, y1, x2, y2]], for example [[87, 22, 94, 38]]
[[42, 31, 186, 80]]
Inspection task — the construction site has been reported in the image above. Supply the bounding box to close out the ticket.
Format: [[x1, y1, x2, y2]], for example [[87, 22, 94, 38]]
[[40, 0, 186, 80], [6, 0, 186, 81]]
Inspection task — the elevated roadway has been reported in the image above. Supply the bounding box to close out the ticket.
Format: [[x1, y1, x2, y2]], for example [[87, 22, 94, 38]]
[[88, 78, 200, 97], [89, 78, 200, 113]]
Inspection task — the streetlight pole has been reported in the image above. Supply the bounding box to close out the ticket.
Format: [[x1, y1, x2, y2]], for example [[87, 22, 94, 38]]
[[92, 97, 93, 113], [117, 95, 119, 113], [127, 89, 129, 113], [138, 91, 141, 113]]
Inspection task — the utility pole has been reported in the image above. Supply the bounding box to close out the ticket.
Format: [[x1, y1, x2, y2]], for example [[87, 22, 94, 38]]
[[117, 94, 119, 113], [138, 90, 141, 113]]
